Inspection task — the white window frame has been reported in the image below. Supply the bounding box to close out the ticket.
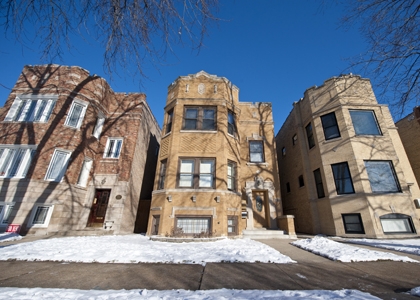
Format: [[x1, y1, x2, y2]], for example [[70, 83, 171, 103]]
[[76, 157, 93, 187], [104, 138, 123, 159], [45, 149, 72, 182], [0, 145, 37, 178], [92, 113, 105, 139], [4, 95, 57, 123], [0, 202, 15, 226], [64, 99, 88, 129], [28, 204, 54, 228]]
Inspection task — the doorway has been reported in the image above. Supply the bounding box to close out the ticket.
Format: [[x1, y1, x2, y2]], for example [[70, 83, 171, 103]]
[[87, 189, 111, 227], [252, 190, 269, 228]]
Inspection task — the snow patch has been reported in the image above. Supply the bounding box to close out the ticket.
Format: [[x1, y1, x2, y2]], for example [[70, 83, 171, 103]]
[[291, 236, 418, 263]]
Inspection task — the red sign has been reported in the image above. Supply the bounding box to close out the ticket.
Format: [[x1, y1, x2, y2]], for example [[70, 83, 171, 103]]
[[6, 224, 21, 233]]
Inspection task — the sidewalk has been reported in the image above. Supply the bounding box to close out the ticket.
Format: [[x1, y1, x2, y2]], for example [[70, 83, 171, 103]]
[[0, 237, 419, 299]]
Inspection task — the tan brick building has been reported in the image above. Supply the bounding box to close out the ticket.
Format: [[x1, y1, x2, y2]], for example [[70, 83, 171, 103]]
[[0, 65, 160, 235], [276, 74, 420, 238], [147, 71, 294, 238], [396, 107, 420, 194]]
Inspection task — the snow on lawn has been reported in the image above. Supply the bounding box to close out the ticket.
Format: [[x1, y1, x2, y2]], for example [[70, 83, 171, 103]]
[[0, 235, 295, 264], [346, 238, 420, 256], [291, 236, 418, 263], [0, 232, 22, 243], [411, 286, 420, 297], [0, 287, 381, 299]]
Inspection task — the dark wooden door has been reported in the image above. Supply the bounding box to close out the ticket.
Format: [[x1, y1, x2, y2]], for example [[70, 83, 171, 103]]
[[87, 189, 111, 227]]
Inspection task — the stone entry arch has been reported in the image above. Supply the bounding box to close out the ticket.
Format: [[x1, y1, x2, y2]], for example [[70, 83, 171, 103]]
[[245, 177, 278, 230]]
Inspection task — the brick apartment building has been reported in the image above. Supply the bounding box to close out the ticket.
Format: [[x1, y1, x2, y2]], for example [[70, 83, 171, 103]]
[[276, 75, 420, 238], [0, 65, 160, 235], [396, 107, 420, 197], [147, 71, 295, 238]]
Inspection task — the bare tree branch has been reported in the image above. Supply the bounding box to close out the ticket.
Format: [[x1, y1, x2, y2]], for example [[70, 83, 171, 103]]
[[344, 0, 420, 117], [0, 0, 219, 76]]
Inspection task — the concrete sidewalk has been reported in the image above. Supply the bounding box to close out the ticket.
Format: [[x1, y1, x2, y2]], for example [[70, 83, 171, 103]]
[[0, 237, 419, 299]]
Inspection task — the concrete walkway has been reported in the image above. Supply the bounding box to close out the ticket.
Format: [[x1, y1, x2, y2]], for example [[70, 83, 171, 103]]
[[0, 237, 419, 299]]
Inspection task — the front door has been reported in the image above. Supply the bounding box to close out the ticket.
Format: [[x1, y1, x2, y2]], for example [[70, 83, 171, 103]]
[[87, 189, 111, 227], [252, 190, 268, 228]]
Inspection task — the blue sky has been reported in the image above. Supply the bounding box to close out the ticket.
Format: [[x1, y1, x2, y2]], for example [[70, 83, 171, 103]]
[[0, 1, 374, 132]]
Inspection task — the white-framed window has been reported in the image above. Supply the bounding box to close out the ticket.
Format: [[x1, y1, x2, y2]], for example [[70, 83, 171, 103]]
[[0, 145, 36, 178], [4, 95, 57, 123], [45, 149, 72, 182], [104, 138, 123, 158], [227, 161, 236, 191], [0, 202, 15, 226], [28, 205, 54, 228], [178, 158, 215, 189], [249, 140, 264, 163], [175, 217, 211, 235], [92, 113, 105, 139], [64, 99, 88, 129], [76, 157, 93, 187]]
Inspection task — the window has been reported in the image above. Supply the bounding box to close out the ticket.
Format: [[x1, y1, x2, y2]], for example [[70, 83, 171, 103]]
[[350, 110, 381, 135], [342, 214, 365, 234], [313, 169, 325, 198], [176, 217, 211, 235], [0, 202, 14, 225], [298, 175, 305, 187], [305, 123, 315, 149], [64, 99, 88, 129], [292, 134, 297, 145], [4, 96, 56, 123], [228, 110, 237, 136], [365, 161, 401, 193], [227, 161, 237, 191], [166, 109, 173, 134], [178, 158, 215, 188], [183, 107, 216, 130], [286, 182, 290, 193], [227, 216, 237, 235], [321, 112, 340, 140], [151, 215, 160, 235], [158, 160, 167, 190], [282, 147, 286, 156], [28, 205, 54, 228], [331, 162, 355, 194], [380, 213, 415, 234], [104, 138, 123, 158], [92, 114, 105, 139], [0, 146, 36, 178], [249, 140, 264, 163], [45, 149, 71, 182], [76, 157, 93, 187]]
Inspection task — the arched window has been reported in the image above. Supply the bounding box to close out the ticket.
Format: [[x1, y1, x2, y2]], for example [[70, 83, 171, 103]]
[[380, 213, 416, 234]]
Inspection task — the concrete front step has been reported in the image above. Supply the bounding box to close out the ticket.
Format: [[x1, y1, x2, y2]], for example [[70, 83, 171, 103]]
[[242, 228, 297, 239]]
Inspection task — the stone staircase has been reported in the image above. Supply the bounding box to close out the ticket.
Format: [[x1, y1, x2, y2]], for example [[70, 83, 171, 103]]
[[242, 228, 297, 239]]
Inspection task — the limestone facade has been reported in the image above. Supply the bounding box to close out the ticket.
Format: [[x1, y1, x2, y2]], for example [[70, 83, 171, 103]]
[[276, 75, 420, 238], [0, 65, 160, 235], [147, 71, 288, 237]]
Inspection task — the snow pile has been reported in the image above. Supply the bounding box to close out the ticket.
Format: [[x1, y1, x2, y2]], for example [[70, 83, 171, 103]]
[[411, 286, 420, 296], [291, 236, 418, 263], [0, 235, 295, 264], [347, 238, 420, 256], [0, 287, 381, 299], [0, 232, 22, 243]]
